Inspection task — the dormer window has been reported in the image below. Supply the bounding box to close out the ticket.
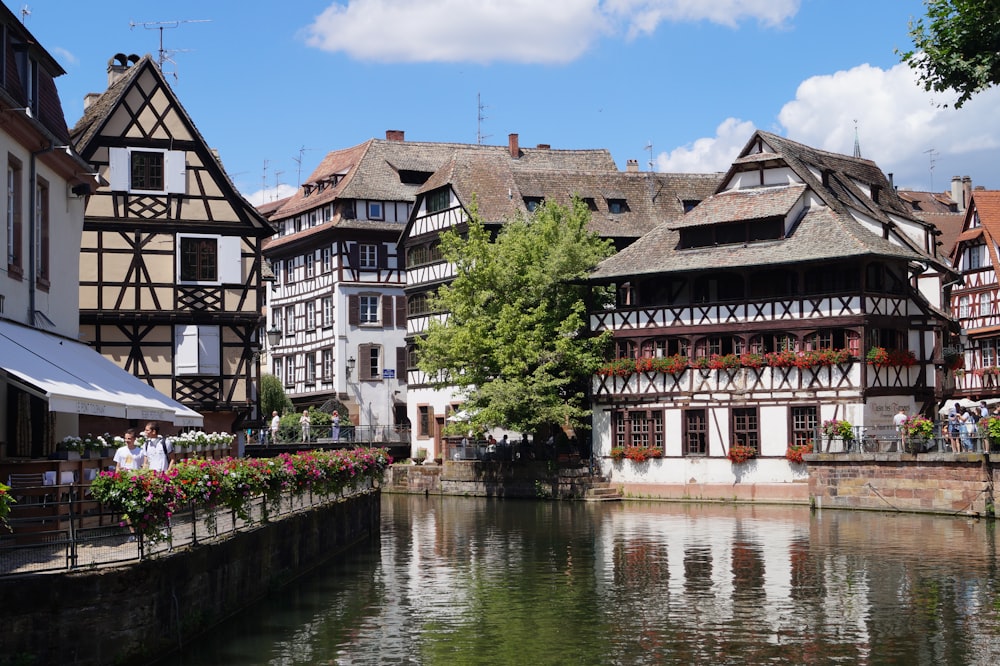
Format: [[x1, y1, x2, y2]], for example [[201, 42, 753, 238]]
[[303, 184, 314, 197], [679, 217, 784, 249], [524, 197, 543, 212], [607, 198, 629, 214], [368, 201, 383, 220], [582, 197, 598, 211]]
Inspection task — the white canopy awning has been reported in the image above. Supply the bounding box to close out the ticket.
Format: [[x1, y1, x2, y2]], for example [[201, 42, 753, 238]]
[[0, 319, 203, 426]]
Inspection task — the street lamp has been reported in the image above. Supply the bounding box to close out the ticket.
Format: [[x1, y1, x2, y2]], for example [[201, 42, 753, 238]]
[[346, 355, 356, 380], [266, 326, 282, 348]]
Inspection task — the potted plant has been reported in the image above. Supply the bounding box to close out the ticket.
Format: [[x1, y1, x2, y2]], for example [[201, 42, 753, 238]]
[[980, 416, 1000, 452], [609, 446, 626, 461], [414, 447, 428, 465], [821, 419, 854, 443], [902, 415, 935, 453]]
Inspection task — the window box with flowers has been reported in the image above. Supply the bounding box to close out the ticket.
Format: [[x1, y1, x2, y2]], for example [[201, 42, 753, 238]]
[[597, 358, 638, 377], [609, 446, 663, 462], [739, 352, 766, 369], [726, 443, 757, 464], [785, 442, 813, 464], [764, 350, 798, 368], [866, 347, 917, 368], [707, 353, 741, 370]]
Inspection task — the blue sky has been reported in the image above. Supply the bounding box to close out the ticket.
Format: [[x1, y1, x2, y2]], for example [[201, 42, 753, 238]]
[[23, 0, 1000, 205]]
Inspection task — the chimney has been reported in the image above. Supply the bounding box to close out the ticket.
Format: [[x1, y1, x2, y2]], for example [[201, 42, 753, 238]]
[[962, 176, 972, 212], [107, 53, 139, 87], [385, 130, 405, 142], [83, 92, 102, 110], [508, 133, 520, 159], [536, 143, 550, 150], [626, 159, 639, 173], [951, 176, 962, 208]]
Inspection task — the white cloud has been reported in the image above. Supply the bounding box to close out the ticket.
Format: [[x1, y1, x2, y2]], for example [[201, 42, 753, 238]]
[[245, 184, 299, 208], [303, 0, 800, 64], [655, 63, 1000, 190], [656, 118, 755, 173], [51, 47, 78, 67], [777, 62, 1000, 189]]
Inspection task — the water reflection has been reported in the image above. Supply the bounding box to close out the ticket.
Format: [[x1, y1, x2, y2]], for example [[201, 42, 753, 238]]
[[180, 496, 1000, 665]]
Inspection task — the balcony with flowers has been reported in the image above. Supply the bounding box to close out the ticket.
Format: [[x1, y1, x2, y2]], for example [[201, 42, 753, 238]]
[[594, 347, 860, 397]]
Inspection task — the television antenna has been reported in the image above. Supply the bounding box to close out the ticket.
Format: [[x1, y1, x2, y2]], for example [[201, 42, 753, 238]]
[[476, 93, 491, 145], [924, 148, 938, 191], [129, 18, 211, 79], [292, 146, 316, 186], [19, 5, 29, 24], [645, 141, 654, 171]]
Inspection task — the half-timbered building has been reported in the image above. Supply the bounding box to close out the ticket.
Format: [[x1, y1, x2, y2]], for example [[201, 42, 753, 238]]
[[585, 130, 958, 492], [262, 131, 510, 434], [402, 136, 721, 459], [69, 54, 273, 440], [949, 190, 1000, 400], [0, 16, 202, 460]]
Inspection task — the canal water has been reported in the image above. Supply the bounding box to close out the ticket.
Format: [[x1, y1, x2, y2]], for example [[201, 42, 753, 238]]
[[179, 494, 1000, 665]]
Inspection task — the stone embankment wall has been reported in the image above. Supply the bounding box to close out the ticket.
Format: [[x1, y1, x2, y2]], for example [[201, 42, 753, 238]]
[[0, 491, 379, 666], [808, 452, 995, 516], [386, 461, 594, 499]]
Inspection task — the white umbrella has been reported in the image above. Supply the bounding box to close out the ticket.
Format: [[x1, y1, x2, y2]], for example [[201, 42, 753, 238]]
[[938, 398, 979, 415]]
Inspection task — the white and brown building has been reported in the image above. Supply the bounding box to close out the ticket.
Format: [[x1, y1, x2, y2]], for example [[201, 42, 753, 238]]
[[585, 130, 957, 493], [401, 134, 720, 458], [69, 54, 272, 440]]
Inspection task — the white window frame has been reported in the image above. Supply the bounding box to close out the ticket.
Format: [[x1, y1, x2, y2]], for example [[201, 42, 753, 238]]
[[109, 147, 186, 194], [367, 201, 383, 220], [175, 325, 221, 376], [322, 348, 333, 380], [360, 295, 379, 324], [306, 300, 316, 330], [322, 296, 333, 328], [359, 243, 378, 269], [959, 295, 971, 319], [306, 353, 317, 383], [980, 291, 992, 318], [176, 233, 241, 285], [983, 339, 998, 368], [322, 247, 332, 272]]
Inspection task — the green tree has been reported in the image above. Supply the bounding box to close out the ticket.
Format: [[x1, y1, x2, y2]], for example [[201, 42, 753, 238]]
[[260, 373, 293, 418], [416, 198, 614, 435], [900, 0, 1000, 108]]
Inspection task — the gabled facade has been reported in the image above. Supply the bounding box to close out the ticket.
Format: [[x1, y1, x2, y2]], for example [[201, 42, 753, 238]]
[[401, 136, 721, 458], [585, 130, 957, 489], [70, 54, 273, 438], [949, 190, 1000, 398]]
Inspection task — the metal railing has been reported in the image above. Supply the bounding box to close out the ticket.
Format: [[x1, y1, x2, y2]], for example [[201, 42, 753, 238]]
[[821, 423, 993, 454], [251, 425, 411, 447], [0, 479, 375, 577]]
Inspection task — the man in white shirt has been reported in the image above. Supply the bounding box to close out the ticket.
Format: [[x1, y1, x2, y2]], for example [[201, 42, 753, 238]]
[[142, 422, 175, 473], [113, 428, 145, 471], [893, 407, 908, 452], [270, 411, 280, 445]]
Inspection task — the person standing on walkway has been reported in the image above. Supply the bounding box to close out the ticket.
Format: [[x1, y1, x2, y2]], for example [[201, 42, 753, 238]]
[[270, 410, 280, 445], [331, 410, 340, 442], [113, 428, 145, 471], [893, 407, 908, 452], [300, 410, 311, 443], [142, 422, 175, 473]]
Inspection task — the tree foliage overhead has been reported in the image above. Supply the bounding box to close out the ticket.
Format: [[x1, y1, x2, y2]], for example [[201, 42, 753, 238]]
[[260, 373, 293, 418], [416, 198, 614, 434], [900, 0, 1000, 108]]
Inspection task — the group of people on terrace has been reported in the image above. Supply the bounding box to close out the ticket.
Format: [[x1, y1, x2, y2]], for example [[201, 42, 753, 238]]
[[111, 422, 176, 473]]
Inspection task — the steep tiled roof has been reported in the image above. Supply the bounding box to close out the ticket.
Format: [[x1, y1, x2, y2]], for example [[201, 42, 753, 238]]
[[898, 189, 957, 214], [68, 57, 144, 148], [272, 138, 617, 221], [673, 184, 807, 228], [915, 211, 964, 260], [590, 131, 935, 281], [420, 150, 722, 241]]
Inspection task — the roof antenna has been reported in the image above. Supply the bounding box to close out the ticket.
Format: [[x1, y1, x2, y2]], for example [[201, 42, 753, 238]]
[[477, 93, 491, 145], [292, 146, 315, 187], [924, 148, 938, 191], [853, 120, 861, 158], [20, 5, 30, 24], [129, 18, 211, 80], [645, 141, 654, 171]]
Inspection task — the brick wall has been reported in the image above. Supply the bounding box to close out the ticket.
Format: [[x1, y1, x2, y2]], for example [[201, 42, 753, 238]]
[[808, 453, 994, 516]]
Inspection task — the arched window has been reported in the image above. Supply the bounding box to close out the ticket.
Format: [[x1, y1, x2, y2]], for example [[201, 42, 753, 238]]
[[748, 333, 797, 354], [694, 335, 743, 357], [616, 339, 637, 360]]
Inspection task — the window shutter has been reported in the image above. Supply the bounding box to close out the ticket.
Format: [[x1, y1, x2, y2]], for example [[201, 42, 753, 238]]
[[165, 150, 187, 193], [359, 344, 372, 380], [219, 236, 241, 283], [382, 295, 394, 328], [378, 245, 387, 268], [109, 148, 129, 191], [395, 296, 407, 327], [175, 325, 200, 375], [199, 325, 221, 375], [396, 347, 407, 383], [349, 243, 360, 269], [348, 295, 359, 325]]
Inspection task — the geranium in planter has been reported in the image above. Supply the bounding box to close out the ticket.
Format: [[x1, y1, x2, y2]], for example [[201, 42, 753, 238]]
[[610, 446, 626, 460], [821, 419, 854, 441], [623, 446, 663, 462], [867, 347, 917, 368], [902, 415, 935, 452], [653, 354, 689, 374], [708, 353, 741, 370], [765, 349, 798, 368], [739, 352, 765, 369], [785, 441, 813, 464], [726, 444, 757, 464]]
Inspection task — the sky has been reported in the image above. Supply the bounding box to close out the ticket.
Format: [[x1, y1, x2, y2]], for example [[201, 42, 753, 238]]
[[20, 0, 1000, 206]]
